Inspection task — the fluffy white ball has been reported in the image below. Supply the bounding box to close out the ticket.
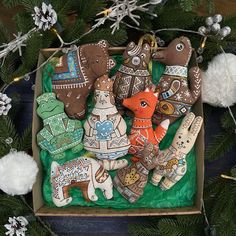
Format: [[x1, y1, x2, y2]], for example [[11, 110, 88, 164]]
[[202, 53, 236, 107], [0, 151, 38, 195]]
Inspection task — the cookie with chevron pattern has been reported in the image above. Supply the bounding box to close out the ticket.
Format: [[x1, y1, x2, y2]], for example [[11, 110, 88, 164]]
[[112, 41, 153, 113]]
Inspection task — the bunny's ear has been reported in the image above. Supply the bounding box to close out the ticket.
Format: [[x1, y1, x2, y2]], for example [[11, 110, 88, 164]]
[[189, 116, 203, 137], [179, 112, 195, 131]]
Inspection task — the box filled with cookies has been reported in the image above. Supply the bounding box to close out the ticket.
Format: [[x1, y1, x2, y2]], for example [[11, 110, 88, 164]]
[[32, 36, 204, 216]]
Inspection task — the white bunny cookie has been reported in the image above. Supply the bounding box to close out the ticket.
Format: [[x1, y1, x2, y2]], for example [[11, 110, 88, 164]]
[[151, 112, 203, 190]]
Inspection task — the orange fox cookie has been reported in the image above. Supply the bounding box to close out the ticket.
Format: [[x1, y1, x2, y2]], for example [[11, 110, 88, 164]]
[[123, 88, 170, 160]]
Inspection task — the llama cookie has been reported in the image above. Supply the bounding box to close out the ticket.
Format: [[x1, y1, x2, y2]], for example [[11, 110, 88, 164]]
[[152, 36, 202, 125], [51, 156, 113, 207], [151, 112, 203, 190], [113, 41, 152, 112], [123, 88, 169, 161], [114, 143, 158, 203], [51, 40, 116, 119], [36, 93, 84, 159], [83, 75, 130, 170]]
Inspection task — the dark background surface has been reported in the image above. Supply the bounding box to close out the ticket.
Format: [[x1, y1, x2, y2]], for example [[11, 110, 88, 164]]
[[5, 77, 236, 236]]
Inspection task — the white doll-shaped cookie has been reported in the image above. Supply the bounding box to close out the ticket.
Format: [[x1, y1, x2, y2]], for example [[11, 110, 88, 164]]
[[83, 75, 130, 170], [151, 112, 203, 190]]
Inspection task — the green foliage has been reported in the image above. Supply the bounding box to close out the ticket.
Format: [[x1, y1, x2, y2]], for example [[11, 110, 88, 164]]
[[206, 106, 236, 161], [0, 21, 10, 44], [2, 0, 22, 8], [178, 0, 194, 12], [128, 222, 161, 236], [74, 0, 106, 23], [178, 0, 214, 12], [129, 166, 236, 236], [206, 131, 236, 161], [81, 28, 128, 46], [0, 116, 32, 157], [0, 194, 57, 236]]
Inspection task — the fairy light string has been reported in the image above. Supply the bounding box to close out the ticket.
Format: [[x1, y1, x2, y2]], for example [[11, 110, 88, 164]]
[[0, 1, 231, 95]]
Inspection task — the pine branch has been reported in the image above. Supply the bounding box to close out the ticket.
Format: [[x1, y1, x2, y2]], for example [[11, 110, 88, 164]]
[[13, 12, 34, 33], [75, 0, 106, 23], [0, 53, 19, 84], [221, 105, 236, 129], [206, 0, 215, 13], [20, 0, 43, 13], [231, 165, 236, 177], [2, 0, 22, 8], [178, 0, 194, 12], [0, 21, 10, 44], [62, 18, 86, 42], [0, 194, 58, 236], [81, 28, 128, 46], [19, 125, 32, 151], [205, 131, 236, 161], [128, 222, 161, 236], [0, 116, 20, 157], [153, 8, 197, 29]]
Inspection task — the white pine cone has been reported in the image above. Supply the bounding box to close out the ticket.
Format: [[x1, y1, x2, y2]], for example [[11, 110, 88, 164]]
[[32, 2, 57, 31], [0, 93, 12, 116]]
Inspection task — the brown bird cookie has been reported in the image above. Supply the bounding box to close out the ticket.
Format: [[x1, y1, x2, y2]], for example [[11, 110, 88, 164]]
[[152, 36, 202, 125]]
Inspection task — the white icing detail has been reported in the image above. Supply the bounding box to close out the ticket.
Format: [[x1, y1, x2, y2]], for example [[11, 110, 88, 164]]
[[164, 65, 188, 77]]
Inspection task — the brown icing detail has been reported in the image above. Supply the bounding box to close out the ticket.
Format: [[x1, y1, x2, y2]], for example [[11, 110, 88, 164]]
[[95, 165, 109, 183], [62, 181, 90, 202], [113, 41, 152, 110], [114, 143, 158, 203], [152, 36, 202, 125], [52, 40, 116, 119]]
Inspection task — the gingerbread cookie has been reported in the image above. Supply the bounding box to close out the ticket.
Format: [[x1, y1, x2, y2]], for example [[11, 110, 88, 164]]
[[152, 36, 202, 124], [51, 40, 116, 119]]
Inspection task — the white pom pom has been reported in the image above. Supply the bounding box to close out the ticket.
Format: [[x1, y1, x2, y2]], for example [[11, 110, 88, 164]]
[[202, 53, 236, 107], [0, 151, 38, 195]]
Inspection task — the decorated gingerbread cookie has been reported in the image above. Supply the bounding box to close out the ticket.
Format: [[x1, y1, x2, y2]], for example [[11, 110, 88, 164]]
[[51, 155, 113, 207], [51, 40, 116, 119], [152, 36, 202, 125], [114, 143, 158, 203], [36, 92, 83, 159], [122, 88, 169, 161], [83, 75, 130, 170], [112, 41, 153, 112], [151, 112, 203, 190]]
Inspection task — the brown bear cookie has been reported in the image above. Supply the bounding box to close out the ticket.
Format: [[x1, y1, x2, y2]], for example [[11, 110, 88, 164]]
[[51, 40, 116, 119], [152, 36, 202, 125], [112, 41, 152, 112]]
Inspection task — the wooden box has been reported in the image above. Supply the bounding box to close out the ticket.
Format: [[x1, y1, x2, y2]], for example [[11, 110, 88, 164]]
[[32, 48, 204, 216]]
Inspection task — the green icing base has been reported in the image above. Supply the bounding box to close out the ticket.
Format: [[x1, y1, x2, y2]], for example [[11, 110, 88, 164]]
[[40, 56, 196, 209]]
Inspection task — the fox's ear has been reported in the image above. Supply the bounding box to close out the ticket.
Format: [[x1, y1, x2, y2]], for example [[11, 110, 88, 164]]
[[154, 92, 158, 97], [145, 87, 150, 92]]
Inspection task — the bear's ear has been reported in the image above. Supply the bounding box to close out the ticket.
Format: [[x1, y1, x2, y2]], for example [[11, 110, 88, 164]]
[[143, 43, 151, 51], [127, 41, 135, 49], [98, 40, 109, 49], [108, 58, 116, 69]]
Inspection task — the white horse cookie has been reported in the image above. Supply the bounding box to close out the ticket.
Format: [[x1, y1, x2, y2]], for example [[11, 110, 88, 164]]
[[151, 112, 203, 190], [50, 156, 113, 207]]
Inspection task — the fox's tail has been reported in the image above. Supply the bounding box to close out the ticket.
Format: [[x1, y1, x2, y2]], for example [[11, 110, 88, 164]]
[[154, 119, 170, 143]]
